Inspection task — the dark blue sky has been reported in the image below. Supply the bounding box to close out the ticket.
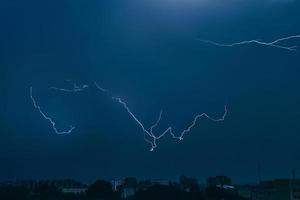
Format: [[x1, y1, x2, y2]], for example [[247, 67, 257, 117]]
[[1, 0, 300, 184]]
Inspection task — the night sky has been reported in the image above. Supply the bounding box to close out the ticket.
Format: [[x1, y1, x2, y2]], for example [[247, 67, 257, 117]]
[[1, 0, 300, 184]]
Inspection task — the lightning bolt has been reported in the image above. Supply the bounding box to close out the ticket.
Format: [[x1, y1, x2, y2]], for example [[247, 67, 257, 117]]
[[50, 80, 89, 92], [197, 35, 300, 51], [94, 82, 227, 151], [30, 87, 75, 134]]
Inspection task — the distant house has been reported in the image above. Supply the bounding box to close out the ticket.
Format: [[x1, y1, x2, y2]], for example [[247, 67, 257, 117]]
[[150, 179, 169, 186], [62, 187, 87, 194], [121, 187, 136, 199], [111, 180, 124, 191], [116, 178, 138, 199], [293, 183, 300, 200], [237, 185, 254, 199], [179, 176, 199, 192], [252, 179, 300, 200], [206, 176, 232, 188], [115, 178, 170, 199]]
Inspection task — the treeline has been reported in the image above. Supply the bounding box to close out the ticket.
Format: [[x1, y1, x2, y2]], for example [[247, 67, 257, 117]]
[[0, 177, 248, 200]]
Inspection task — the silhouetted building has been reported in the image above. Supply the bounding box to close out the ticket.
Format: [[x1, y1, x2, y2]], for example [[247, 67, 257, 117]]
[[252, 179, 300, 200], [151, 179, 169, 186], [207, 176, 232, 187], [290, 178, 300, 200], [237, 185, 254, 199], [116, 178, 171, 198], [111, 180, 124, 191], [179, 176, 199, 192], [62, 187, 87, 194]]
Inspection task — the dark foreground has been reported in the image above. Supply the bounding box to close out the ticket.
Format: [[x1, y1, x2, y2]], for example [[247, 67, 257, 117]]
[[0, 176, 248, 200]]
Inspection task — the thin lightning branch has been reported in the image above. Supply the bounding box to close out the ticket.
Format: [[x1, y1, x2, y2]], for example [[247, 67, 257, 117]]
[[197, 35, 300, 51], [50, 81, 89, 92], [150, 110, 163, 135], [95, 81, 228, 151], [30, 87, 75, 134], [94, 81, 108, 93]]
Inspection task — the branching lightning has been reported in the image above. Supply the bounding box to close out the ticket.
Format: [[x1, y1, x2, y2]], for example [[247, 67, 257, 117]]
[[30, 87, 75, 134], [31, 80, 226, 150], [197, 35, 300, 51], [94, 82, 227, 151]]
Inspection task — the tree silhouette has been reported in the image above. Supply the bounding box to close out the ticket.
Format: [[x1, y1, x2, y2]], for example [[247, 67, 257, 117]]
[[129, 184, 184, 200], [34, 183, 62, 200], [87, 180, 118, 200], [0, 185, 30, 200]]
